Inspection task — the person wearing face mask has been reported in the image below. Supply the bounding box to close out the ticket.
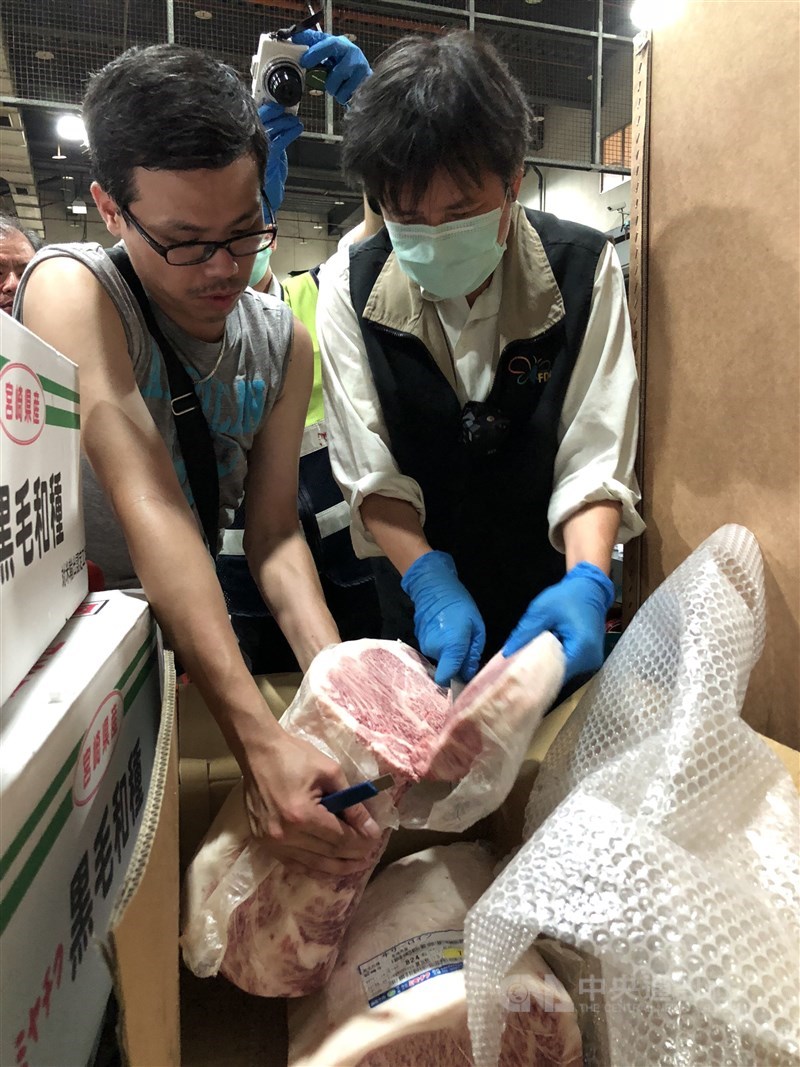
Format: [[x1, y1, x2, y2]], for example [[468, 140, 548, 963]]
[[248, 236, 282, 298], [317, 31, 644, 692]]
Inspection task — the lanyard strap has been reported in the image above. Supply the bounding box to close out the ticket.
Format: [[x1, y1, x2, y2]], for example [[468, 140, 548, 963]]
[[107, 246, 219, 558]]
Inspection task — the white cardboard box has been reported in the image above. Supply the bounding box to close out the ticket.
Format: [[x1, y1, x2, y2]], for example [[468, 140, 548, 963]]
[[0, 315, 87, 704], [0, 592, 161, 1067]]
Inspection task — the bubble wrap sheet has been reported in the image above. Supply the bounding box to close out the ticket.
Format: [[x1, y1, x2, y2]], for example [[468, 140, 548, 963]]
[[465, 525, 800, 1067]]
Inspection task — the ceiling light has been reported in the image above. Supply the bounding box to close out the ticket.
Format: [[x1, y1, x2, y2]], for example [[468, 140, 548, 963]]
[[313, 224, 323, 230], [630, 0, 687, 31], [194, 9, 213, 19], [56, 114, 87, 142], [334, 200, 344, 206], [70, 197, 88, 216], [51, 144, 67, 160], [35, 50, 54, 61]]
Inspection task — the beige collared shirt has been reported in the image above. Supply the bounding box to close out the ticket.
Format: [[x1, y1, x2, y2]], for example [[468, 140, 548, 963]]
[[317, 204, 644, 558]]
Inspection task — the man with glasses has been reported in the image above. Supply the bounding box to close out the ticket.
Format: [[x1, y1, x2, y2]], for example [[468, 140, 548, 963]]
[[14, 43, 381, 876], [318, 32, 644, 693]]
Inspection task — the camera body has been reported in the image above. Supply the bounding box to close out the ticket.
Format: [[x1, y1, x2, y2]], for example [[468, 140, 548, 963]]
[[251, 35, 309, 114]]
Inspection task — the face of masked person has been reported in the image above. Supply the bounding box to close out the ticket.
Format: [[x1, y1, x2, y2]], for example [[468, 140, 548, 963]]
[[381, 169, 517, 301], [248, 244, 273, 287]]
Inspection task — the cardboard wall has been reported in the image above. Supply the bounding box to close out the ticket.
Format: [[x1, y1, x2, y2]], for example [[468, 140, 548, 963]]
[[635, 3, 800, 746]]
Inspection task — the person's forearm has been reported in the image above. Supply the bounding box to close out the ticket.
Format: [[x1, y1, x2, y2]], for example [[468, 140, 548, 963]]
[[248, 530, 340, 671], [360, 494, 430, 575], [561, 500, 622, 573], [120, 496, 284, 767]]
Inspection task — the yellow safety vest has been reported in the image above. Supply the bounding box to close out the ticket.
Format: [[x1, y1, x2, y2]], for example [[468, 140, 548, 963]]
[[283, 270, 324, 428]]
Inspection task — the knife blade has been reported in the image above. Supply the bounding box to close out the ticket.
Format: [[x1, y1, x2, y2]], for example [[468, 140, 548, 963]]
[[320, 773, 395, 815], [449, 677, 466, 705]]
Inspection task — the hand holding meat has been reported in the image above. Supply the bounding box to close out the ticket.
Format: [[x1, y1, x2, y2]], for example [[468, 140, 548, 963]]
[[400, 550, 486, 686], [502, 561, 615, 679], [242, 731, 381, 876]]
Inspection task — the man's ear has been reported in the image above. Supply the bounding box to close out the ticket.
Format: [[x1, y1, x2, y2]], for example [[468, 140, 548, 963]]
[[91, 181, 123, 238], [510, 168, 524, 202]]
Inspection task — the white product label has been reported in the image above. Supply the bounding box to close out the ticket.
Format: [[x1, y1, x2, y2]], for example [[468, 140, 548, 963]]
[[358, 929, 464, 1009]]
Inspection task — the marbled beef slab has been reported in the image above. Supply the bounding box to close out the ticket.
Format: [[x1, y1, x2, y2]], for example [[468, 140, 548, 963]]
[[288, 844, 582, 1067]]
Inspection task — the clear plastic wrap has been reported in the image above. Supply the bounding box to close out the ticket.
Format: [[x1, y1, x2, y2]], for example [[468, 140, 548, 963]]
[[465, 525, 800, 1067]]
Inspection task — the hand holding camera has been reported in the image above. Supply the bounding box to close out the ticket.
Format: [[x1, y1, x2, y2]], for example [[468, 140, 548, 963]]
[[251, 24, 371, 114], [252, 21, 371, 211], [291, 29, 372, 107]]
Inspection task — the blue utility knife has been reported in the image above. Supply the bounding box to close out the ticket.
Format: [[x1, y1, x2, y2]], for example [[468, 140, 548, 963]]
[[320, 773, 395, 815]]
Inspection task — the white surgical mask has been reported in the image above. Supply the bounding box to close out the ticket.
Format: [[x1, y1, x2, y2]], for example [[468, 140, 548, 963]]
[[385, 198, 508, 299]]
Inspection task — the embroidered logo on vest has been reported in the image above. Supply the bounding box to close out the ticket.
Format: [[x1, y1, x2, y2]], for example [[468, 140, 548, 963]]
[[508, 354, 552, 386]]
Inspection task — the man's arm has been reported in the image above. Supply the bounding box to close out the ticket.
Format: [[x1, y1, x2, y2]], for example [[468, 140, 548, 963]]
[[562, 500, 622, 574], [317, 249, 426, 556], [548, 241, 644, 551], [503, 244, 638, 675], [18, 257, 379, 872], [318, 257, 485, 683], [359, 495, 430, 574], [243, 318, 339, 671]]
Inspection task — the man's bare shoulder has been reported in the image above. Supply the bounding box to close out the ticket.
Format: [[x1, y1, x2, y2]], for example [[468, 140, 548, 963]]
[[19, 247, 130, 374], [24, 246, 108, 296]]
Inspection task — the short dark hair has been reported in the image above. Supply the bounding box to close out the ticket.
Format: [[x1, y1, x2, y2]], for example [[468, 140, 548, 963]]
[[342, 31, 531, 213], [83, 43, 266, 210], [0, 213, 43, 252]]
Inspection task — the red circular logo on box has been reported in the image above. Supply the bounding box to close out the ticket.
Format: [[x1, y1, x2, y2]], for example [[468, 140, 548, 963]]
[[73, 690, 123, 806], [0, 362, 46, 445]]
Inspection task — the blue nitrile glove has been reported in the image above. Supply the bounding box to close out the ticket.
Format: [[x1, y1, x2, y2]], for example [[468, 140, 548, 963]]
[[259, 102, 304, 213], [291, 29, 372, 107], [502, 561, 615, 680], [401, 550, 486, 687]]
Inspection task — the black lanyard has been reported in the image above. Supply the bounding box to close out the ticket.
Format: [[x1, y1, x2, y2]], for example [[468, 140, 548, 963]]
[[107, 246, 219, 558]]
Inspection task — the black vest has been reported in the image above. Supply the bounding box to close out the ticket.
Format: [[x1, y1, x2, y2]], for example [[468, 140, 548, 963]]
[[349, 208, 607, 656]]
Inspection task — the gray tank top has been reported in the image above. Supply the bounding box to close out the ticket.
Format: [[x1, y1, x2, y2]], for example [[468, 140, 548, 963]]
[[14, 242, 293, 588]]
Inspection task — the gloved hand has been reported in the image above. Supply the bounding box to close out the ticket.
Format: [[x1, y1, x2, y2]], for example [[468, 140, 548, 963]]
[[401, 550, 486, 687], [292, 29, 372, 106], [259, 102, 304, 213], [502, 561, 615, 681]]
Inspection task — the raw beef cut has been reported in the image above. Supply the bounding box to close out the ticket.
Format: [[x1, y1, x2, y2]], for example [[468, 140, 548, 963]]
[[182, 640, 447, 996], [181, 635, 565, 998], [287, 843, 582, 1067], [183, 780, 392, 996], [400, 633, 566, 831], [283, 640, 454, 784]]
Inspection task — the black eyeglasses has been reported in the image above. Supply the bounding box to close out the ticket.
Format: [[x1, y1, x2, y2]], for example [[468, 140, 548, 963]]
[[121, 197, 277, 267]]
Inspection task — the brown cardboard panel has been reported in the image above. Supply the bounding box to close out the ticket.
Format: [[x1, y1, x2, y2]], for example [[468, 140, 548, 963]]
[[181, 971, 287, 1067], [641, 3, 800, 746], [109, 652, 181, 1067]]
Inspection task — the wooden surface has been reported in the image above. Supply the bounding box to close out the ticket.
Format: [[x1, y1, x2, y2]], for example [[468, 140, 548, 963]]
[[110, 654, 181, 1067], [636, 2, 800, 746]]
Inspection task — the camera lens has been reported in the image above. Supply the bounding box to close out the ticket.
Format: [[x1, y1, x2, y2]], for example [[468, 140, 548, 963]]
[[265, 66, 303, 108]]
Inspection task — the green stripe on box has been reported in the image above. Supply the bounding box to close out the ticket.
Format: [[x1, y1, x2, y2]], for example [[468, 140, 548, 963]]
[[0, 631, 152, 881], [0, 356, 80, 404], [45, 405, 80, 430], [0, 790, 73, 936], [124, 654, 156, 716], [0, 741, 81, 882], [38, 373, 80, 404], [117, 631, 155, 693], [0, 648, 158, 925]]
